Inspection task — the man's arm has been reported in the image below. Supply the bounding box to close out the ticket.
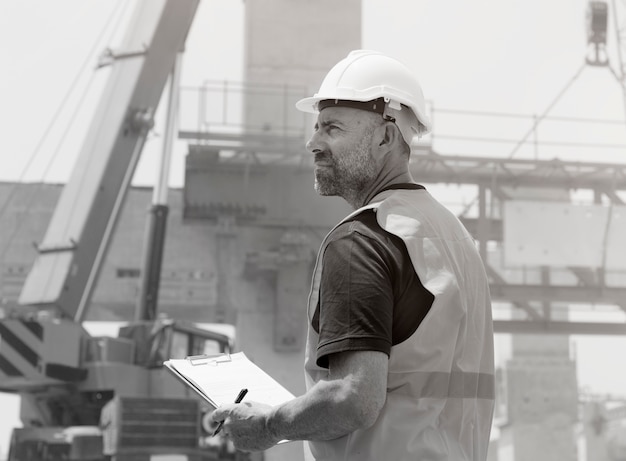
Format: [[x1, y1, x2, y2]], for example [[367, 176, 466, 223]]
[[271, 349, 388, 440], [211, 349, 388, 452]]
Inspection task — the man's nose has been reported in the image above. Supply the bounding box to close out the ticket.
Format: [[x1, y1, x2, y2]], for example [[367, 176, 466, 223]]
[[306, 131, 322, 154]]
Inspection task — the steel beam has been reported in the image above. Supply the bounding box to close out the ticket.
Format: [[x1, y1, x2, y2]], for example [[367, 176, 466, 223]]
[[490, 283, 626, 306], [409, 153, 626, 190], [494, 319, 626, 335]]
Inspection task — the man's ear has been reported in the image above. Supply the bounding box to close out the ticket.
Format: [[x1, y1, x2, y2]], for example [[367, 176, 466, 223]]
[[378, 122, 402, 148]]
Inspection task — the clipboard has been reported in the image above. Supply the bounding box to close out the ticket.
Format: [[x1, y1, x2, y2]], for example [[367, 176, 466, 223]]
[[164, 351, 296, 409]]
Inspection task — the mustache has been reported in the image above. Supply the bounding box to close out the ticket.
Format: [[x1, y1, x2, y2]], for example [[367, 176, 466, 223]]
[[314, 151, 332, 163]]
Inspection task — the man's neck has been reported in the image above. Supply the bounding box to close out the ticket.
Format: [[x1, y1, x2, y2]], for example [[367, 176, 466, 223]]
[[356, 172, 416, 209]]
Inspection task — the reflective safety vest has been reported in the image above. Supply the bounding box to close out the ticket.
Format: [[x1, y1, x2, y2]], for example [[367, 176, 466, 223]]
[[304, 188, 495, 461]]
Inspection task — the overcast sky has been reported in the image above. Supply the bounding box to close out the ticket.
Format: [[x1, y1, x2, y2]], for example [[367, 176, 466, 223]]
[[1, 0, 626, 455], [1, 0, 625, 186]]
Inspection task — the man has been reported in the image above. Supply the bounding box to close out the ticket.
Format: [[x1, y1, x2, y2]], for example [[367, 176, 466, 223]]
[[211, 50, 495, 461]]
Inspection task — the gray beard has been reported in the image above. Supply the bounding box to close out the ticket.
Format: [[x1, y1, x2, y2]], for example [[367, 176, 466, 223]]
[[313, 143, 377, 205]]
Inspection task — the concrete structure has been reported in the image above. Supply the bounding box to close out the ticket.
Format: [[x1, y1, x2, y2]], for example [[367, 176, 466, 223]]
[[501, 333, 579, 461], [243, 0, 361, 136]]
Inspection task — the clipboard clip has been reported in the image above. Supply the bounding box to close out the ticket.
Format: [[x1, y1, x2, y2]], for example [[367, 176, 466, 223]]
[[186, 353, 232, 366]]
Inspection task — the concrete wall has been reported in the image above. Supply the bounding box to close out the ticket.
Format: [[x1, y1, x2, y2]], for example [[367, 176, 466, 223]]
[[243, 0, 361, 137], [0, 183, 225, 322]]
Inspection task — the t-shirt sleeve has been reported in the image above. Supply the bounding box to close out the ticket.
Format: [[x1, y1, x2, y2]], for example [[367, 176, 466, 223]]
[[316, 229, 394, 368]]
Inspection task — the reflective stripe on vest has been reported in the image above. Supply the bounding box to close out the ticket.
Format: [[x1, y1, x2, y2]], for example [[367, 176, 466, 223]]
[[388, 370, 495, 400]]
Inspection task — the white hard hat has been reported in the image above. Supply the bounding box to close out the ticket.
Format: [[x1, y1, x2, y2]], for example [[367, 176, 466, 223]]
[[296, 50, 431, 143]]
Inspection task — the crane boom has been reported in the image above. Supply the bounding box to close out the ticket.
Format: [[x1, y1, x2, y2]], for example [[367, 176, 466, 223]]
[[18, 0, 200, 321], [1, 3, 241, 459]]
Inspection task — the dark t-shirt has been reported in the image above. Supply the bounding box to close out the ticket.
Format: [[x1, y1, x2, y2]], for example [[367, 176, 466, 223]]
[[312, 187, 435, 368]]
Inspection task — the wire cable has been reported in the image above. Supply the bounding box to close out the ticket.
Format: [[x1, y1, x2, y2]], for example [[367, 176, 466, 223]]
[[0, 0, 128, 263], [436, 107, 625, 125], [507, 61, 587, 159], [0, 67, 105, 263], [436, 133, 626, 149]]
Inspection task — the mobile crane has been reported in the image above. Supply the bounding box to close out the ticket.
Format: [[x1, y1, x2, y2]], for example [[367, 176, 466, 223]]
[[0, 1, 237, 460]]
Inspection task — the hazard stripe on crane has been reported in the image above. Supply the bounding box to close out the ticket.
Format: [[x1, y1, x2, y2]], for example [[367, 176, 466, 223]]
[[0, 320, 43, 379], [0, 355, 21, 377]]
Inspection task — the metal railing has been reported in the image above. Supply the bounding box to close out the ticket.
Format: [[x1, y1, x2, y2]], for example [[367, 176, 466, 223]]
[[178, 80, 626, 164], [179, 80, 311, 138]]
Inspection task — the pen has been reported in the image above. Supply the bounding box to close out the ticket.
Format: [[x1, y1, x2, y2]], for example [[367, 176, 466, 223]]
[[213, 388, 248, 436]]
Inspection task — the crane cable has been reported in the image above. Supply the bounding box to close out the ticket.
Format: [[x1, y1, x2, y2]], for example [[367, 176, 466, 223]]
[[507, 60, 587, 159], [0, 0, 130, 263]]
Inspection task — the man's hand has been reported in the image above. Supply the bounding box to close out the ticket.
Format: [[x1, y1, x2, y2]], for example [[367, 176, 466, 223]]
[[210, 401, 280, 452]]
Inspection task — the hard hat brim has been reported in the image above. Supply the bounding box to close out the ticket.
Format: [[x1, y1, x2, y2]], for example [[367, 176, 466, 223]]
[[295, 96, 326, 114]]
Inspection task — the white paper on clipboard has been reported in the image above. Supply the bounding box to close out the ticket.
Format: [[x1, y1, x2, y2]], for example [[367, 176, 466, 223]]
[[164, 351, 296, 409]]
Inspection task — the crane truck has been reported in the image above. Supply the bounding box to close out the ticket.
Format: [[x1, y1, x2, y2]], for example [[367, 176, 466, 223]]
[[0, 1, 240, 459]]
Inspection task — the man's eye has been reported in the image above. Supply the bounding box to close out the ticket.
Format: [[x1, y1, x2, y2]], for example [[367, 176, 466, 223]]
[[315, 123, 339, 133]]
